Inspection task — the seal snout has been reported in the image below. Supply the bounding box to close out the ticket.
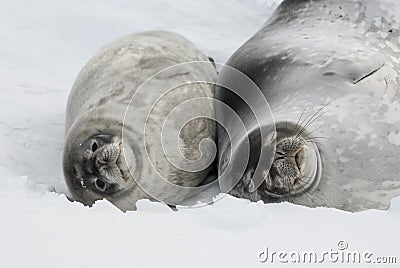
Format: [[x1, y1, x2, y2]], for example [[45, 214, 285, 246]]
[[91, 142, 125, 188], [263, 123, 322, 198]]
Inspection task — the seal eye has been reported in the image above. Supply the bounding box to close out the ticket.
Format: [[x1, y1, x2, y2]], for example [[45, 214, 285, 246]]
[[94, 178, 106, 192], [91, 141, 98, 152]]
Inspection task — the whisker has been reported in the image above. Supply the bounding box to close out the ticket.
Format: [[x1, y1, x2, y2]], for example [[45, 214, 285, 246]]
[[302, 141, 324, 147], [300, 137, 329, 147], [294, 179, 321, 204], [301, 125, 326, 139], [285, 116, 289, 140], [294, 105, 309, 137], [295, 111, 327, 140], [301, 136, 329, 141], [293, 102, 331, 140]]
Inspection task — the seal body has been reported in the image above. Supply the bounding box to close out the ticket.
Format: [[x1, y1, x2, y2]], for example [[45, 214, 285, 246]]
[[63, 31, 216, 211], [217, 0, 400, 211]]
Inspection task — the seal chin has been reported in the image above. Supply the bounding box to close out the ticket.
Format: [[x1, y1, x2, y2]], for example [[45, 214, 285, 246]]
[[262, 122, 322, 198]]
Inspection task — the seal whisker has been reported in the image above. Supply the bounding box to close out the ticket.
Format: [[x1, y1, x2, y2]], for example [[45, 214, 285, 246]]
[[302, 124, 326, 138], [294, 107, 328, 141], [285, 116, 289, 140], [294, 110, 327, 140], [300, 136, 329, 146], [301, 141, 324, 147], [294, 178, 321, 204], [292, 106, 308, 137]]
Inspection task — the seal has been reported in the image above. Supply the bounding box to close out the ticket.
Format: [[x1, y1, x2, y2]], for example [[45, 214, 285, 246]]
[[216, 0, 400, 211], [63, 31, 217, 211]]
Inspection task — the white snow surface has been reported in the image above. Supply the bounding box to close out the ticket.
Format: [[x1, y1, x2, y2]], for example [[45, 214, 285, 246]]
[[0, 0, 399, 267]]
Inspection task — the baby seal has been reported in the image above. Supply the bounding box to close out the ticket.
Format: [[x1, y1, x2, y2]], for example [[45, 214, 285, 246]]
[[63, 31, 217, 211], [217, 0, 400, 211]]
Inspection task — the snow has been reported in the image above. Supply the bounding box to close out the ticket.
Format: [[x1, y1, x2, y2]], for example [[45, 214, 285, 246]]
[[0, 0, 399, 267]]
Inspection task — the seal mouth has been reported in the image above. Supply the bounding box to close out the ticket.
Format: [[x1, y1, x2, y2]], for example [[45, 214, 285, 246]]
[[262, 122, 322, 198]]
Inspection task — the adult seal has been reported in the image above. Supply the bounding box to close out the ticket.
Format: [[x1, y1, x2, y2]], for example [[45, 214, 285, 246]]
[[63, 31, 217, 211], [216, 0, 400, 211]]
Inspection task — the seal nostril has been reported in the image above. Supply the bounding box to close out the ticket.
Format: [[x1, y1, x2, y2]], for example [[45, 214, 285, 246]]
[[91, 142, 98, 152]]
